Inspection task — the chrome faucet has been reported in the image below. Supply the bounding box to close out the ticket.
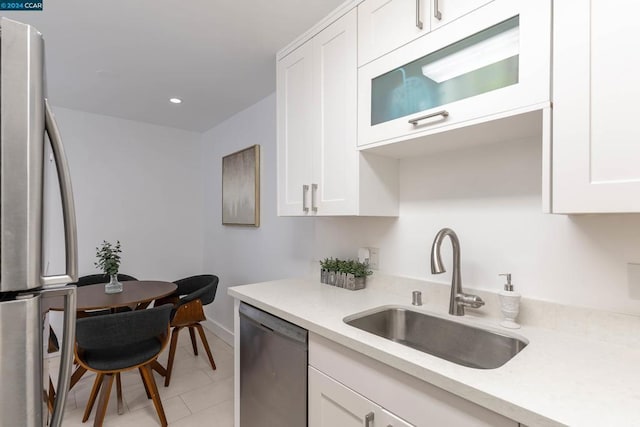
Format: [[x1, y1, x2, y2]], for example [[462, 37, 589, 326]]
[[430, 228, 484, 316]]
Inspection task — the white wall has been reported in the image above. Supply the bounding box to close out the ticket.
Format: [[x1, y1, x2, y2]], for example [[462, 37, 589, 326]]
[[315, 137, 640, 315], [45, 107, 204, 281], [201, 94, 640, 329], [199, 94, 315, 338]]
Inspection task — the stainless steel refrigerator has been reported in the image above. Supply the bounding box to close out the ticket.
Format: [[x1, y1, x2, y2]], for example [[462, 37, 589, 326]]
[[0, 17, 78, 427]]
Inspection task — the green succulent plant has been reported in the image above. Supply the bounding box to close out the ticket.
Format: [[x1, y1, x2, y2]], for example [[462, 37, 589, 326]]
[[346, 260, 373, 278], [95, 240, 122, 275], [319, 257, 372, 278]]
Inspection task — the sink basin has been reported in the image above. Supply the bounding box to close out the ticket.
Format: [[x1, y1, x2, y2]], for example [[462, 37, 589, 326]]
[[344, 306, 527, 369]]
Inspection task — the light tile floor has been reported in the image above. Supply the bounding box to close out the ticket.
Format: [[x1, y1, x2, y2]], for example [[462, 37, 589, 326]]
[[50, 327, 234, 427]]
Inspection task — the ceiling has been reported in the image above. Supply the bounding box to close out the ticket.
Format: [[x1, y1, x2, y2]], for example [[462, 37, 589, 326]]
[[3, 0, 345, 131]]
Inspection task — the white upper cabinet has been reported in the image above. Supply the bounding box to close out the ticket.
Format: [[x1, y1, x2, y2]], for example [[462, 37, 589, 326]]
[[277, 41, 314, 216], [358, 0, 431, 67], [311, 8, 359, 215], [358, 0, 551, 148], [552, 0, 640, 213], [358, 0, 495, 67], [430, 0, 494, 30], [277, 8, 398, 217]]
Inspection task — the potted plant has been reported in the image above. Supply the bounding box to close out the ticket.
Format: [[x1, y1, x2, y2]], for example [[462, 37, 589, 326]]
[[320, 257, 338, 285], [319, 258, 372, 290], [95, 240, 123, 294]]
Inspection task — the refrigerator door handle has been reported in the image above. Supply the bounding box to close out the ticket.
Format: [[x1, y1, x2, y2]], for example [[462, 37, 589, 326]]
[[42, 99, 78, 286], [41, 285, 76, 427]]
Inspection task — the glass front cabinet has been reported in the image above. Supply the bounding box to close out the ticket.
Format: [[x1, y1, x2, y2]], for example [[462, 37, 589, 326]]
[[357, 0, 550, 147]]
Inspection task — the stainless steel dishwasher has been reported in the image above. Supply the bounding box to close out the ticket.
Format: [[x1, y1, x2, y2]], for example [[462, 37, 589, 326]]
[[239, 302, 308, 427]]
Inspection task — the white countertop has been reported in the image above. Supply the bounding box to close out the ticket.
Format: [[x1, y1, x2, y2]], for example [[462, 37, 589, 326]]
[[229, 277, 640, 427]]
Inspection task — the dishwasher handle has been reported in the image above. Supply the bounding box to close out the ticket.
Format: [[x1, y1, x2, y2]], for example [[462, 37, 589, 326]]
[[239, 302, 307, 345]]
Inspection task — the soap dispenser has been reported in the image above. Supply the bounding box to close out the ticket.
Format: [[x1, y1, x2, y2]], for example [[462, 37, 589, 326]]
[[498, 273, 521, 329]]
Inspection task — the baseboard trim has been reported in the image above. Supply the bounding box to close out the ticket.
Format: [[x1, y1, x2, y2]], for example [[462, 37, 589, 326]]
[[203, 316, 234, 348]]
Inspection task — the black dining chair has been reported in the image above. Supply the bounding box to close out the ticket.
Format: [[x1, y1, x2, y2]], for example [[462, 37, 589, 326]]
[[156, 274, 219, 387], [75, 304, 172, 427], [49, 273, 139, 353]]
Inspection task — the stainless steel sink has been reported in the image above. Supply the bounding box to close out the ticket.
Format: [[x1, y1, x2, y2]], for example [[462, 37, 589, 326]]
[[344, 306, 527, 369]]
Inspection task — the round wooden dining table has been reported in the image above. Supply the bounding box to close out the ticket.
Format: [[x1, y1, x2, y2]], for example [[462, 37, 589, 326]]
[[49, 280, 177, 312], [80, 280, 175, 311]]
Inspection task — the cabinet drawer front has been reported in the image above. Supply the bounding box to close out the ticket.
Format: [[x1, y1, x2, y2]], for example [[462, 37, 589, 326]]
[[358, 0, 430, 67], [430, 0, 494, 30], [309, 366, 415, 427], [309, 367, 377, 427], [358, 0, 550, 148]]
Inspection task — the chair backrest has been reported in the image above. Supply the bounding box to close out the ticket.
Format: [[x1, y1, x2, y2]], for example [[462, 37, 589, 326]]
[[75, 304, 172, 350], [174, 275, 219, 307], [71, 273, 137, 287]]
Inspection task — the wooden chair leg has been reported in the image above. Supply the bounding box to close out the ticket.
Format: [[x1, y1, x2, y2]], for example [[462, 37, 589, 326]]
[[82, 373, 105, 422], [48, 326, 59, 353], [195, 323, 217, 371], [150, 360, 167, 377], [93, 374, 115, 427], [188, 326, 198, 356], [47, 377, 56, 414], [116, 373, 124, 415], [164, 327, 181, 387], [139, 368, 152, 399], [140, 364, 168, 427], [70, 365, 87, 390]]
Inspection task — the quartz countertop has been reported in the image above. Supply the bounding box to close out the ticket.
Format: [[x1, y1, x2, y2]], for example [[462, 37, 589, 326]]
[[228, 277, 640, 427]]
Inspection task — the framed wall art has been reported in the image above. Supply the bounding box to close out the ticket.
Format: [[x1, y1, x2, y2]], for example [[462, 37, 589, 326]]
[[222, 144, 260, 226]]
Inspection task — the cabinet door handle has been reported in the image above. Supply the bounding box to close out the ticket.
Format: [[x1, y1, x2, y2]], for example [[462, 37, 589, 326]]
[[302, 184, 310, 213], [415, 0, 424, 29], [311, 183, 318, 213], [408, 110, 449, 126], [364, 412, 374, 427], [434, 0, 442, 20]]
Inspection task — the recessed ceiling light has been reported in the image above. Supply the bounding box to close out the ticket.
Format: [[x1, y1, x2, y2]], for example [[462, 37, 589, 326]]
[[169, 98, 182, 104]]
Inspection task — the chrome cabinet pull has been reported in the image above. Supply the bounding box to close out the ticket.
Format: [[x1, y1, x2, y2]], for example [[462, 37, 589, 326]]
[[409, 110, 449, 126], [311, 183, 318, 213], [365, 412, 375, 427], [408, 110, 449, 126], [302, 184, 310, 212], [434, 0, 442, 20], [416, 0, 424, 29]]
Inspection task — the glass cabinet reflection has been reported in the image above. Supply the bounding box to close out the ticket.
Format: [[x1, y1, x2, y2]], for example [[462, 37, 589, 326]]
[[371, 16, 520, 126]]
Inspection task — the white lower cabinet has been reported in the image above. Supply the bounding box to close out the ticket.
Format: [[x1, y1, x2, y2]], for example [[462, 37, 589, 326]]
[[309, 333, 518, 427], [309, 367, 413, 427]]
